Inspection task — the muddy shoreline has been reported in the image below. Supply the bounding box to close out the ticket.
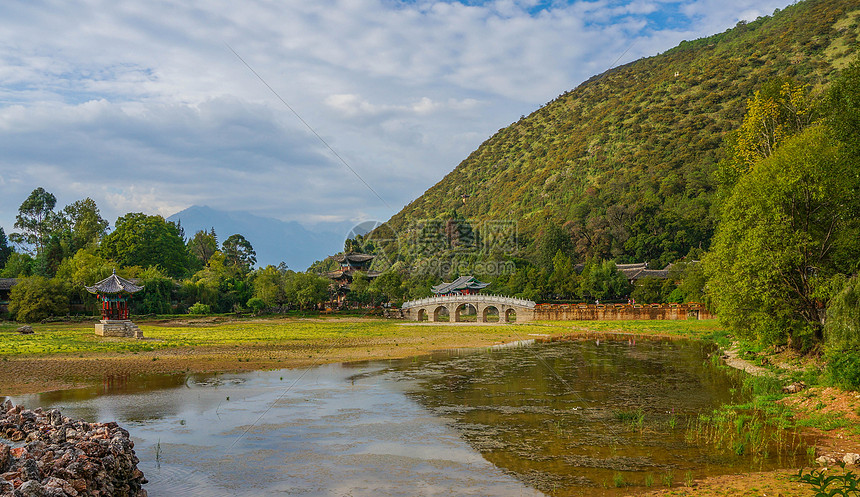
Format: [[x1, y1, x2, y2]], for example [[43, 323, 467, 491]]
[[0, 322, 853, 496]]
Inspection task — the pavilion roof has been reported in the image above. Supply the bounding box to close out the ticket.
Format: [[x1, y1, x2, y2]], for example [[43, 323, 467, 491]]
[[85, 271, 144, 294], [332, 253, 375, 263], [431, 276, 489, 295]]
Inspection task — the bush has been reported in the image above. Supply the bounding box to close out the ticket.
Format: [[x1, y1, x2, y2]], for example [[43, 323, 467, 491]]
[[825, 275, 860, 351], [187, 302, 211, 315], [246, 297, 266, 313], [8, 276, 70, 323], [825, 350, 860, 391]]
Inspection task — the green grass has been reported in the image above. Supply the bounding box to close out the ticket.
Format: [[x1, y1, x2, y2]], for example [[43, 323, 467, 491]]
[[0, 318, 590, 357], [0, 319, 411, 356], [542, 318, 726, 338], [0, 318, 727, 358]]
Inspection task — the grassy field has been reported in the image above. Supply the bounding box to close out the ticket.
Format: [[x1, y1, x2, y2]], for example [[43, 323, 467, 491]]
[[0, 317, 725, 358]]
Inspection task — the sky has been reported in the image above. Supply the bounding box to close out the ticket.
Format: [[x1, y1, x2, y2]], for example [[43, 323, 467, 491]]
[[0, 0, 795, 241]]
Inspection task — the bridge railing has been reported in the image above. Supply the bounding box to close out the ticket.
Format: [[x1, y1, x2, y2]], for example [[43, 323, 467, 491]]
[[401, 294, 536, 310]]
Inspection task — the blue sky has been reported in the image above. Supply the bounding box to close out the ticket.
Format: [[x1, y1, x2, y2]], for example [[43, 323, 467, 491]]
[[0, 0, 793, 242]]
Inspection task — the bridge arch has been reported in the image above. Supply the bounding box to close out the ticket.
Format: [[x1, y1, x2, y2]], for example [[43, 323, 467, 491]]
[[505, 308, 517, 323], [417, 308, 428, 321], [455, 303, 477, 322], [482, 305, 500, 323], [433, 305, 449, 322]]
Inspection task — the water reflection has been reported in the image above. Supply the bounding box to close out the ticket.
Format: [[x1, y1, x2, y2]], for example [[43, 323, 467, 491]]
[[3, 339, 803, 497], [7, 363, 542, 497], [388, 339, 803, 496]]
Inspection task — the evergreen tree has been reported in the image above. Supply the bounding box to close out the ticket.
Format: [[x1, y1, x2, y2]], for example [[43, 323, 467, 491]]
[[0, 227, 11, 269]]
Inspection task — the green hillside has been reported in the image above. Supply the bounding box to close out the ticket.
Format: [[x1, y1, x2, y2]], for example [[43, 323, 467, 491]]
[[382, 0, 860, 268]]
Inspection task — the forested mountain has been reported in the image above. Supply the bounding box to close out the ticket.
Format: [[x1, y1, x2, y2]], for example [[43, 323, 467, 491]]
[[381, 0, 860, 268]]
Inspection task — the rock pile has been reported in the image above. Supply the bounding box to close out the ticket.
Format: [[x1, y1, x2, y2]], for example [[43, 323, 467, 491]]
[[0, 400, 147, 497]]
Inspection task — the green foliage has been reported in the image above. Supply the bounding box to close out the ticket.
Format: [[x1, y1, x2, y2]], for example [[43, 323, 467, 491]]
[[222, 233, 256, 272], [284, 272, 330, 309], [825, 55, 860, 156], [0, 252, 33, 278], [0, 227, 11, 269], [100, 213, 189, 277], [546, 250, 578, 299], [251, 265, 287, 307], [578, 259, 630, 300], [825, 275, 860, 352], [59, 198, 109, 251], [8, 276, 70, 323], [187, 229, 218, 267], [825, 350, 860, 391], [705, 125, 860, 347], [246, 297, 266, 313], [10, 187, 58, 254], [536, 225, 573, 271], [797, 465, 860, 496], [631, 277, 665, 304], [381, 0, 859, 269], [134, 267, 175, 315], [187, 302, 211, 315], [369, 270, 405, 303]]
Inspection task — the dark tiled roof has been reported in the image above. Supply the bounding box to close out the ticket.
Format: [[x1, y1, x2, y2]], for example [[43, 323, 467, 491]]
[[332, 253, 375, 263], [0, 278, 17, 290], [85, 271, 144, 294], [431, 276, 490, 295]]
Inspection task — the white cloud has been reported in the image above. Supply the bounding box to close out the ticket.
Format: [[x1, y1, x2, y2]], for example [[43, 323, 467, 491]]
[[0, 0, 797, 234]]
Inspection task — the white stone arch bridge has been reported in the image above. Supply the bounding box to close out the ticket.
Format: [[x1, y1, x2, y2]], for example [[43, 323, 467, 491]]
[[401, 294, 536, 323]]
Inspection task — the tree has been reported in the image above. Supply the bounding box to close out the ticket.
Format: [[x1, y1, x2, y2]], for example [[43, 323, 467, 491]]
[[369, 271, 405, 303], [10, 187, 58, 254], [222, 234, 256, 272], [718, 79, 816, 198], [8, 276, 70, 323], [705, 125, 860, 348], [825, 56, 860, 156], [535, 224, 573, 271], [0, 252, 34, 278], [577, 259, 630, 301], [100, 213, 189, 277], [285, 272, 330, 309], [0, 227, 11, 269], [631, 277, 665, 304], [61, 198, 109, 250], [824, 275, 860, 352], [187, 229, 218, 265], [133, 267, 175, 315], [547, 250, 578, 299], [251, 265, 286, 307]]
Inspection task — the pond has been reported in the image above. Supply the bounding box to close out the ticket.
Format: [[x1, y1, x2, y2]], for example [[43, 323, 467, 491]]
[[4, 338, 805, 496]]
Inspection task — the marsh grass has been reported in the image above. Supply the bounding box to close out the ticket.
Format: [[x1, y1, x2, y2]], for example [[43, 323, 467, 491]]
[[614, 408, 645, 430]]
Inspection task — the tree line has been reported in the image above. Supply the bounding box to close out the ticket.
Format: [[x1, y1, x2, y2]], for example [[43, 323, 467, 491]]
[[0, 194, 331, 322]]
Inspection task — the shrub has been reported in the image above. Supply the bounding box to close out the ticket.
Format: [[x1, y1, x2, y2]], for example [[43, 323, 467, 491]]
[[825, 350, 860, 391], [246, 297, 266, 313], [825, 275, 860, 352], [8, 276, 70, 323], [187, 302, 211, 315]]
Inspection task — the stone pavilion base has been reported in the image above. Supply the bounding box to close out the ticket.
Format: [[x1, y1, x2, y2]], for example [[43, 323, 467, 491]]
[[94, 319, 144, 338]]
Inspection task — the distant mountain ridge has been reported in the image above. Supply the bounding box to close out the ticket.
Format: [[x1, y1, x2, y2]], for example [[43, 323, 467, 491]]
[[381, 0, 860, 267], [167, 206, 348, 270]]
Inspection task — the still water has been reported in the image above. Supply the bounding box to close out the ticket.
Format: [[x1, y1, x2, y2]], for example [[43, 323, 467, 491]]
[[6, 339, 803, 496]]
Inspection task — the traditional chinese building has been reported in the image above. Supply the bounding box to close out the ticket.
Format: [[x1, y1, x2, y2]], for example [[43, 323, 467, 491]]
[[431, 275, 489, 296], [85, 270, 144, 338], [326, 253, 381, 307]]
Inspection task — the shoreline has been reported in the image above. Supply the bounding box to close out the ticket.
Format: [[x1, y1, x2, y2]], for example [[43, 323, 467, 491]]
[[2, 318, 855, 496]]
